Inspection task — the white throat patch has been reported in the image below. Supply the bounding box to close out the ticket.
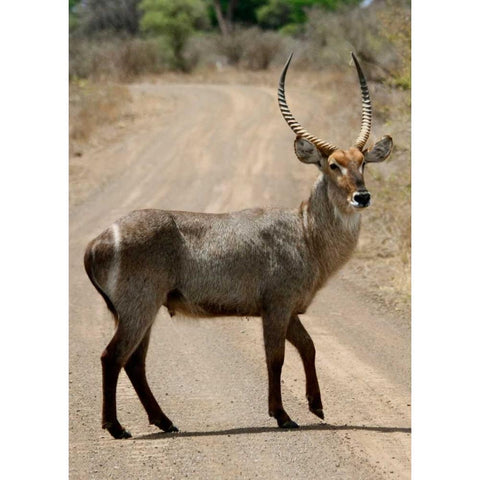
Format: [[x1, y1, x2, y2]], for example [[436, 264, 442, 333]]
[[333, 204, 361, 232]]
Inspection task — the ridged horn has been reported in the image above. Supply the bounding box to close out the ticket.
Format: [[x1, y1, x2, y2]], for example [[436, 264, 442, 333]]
[[351, 52, 372, 150], [278, 53, 338, 156]]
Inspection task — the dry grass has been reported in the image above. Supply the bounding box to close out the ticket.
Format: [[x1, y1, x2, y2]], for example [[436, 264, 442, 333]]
[[298, 66, 411, 315], [69, 77, 179, 207], [69, 79, 134, 205], [213, 27, 286, 70], [356, 162, 411, 313], [69, 79, 133, 145], [69, 36, 170, 81], [351, 85, 411, 315], [294, 69, 411, 315]]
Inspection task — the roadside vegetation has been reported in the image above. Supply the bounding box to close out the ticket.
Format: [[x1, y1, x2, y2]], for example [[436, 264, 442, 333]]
[[69, 0, 410, 81], [69, 0, 411, 315]]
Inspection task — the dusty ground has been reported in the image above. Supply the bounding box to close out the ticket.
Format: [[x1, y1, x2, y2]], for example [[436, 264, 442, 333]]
[[70, 71, 410, 479]]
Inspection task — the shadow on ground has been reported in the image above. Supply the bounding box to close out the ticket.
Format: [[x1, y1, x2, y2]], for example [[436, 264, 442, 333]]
[[134, 423, 411, 441]]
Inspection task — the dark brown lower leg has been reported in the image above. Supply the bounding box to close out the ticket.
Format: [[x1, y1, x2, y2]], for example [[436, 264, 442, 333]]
[[287, 315, 324, 419], [262, 311, 298, 428], [124, 328, 177, 433], [101, 339, 132, 439], [101, 319, 155, 439]]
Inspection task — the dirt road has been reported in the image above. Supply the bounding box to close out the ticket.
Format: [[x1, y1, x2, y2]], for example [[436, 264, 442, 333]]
[[69, 80, 410, 479]]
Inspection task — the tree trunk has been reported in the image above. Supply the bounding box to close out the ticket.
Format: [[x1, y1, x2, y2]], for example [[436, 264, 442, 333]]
[[213, 0, 238, 36], [213, 0, 229, 36]]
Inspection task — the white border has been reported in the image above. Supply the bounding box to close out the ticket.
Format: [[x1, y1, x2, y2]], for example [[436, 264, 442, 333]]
[[1, 2, 68, 477], [413, 1, 480, 478]]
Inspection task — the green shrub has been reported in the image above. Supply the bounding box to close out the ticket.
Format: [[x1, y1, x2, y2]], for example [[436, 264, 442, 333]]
[[256, 0, 293, 30], [139, 0, 210, 72]]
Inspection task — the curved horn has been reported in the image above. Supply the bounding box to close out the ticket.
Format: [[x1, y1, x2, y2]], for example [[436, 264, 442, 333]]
[[351, 52, 372, 150], [278, 53, 338, 156]]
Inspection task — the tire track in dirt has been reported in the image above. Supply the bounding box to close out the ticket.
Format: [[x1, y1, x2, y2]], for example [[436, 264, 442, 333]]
[[70, 81, 410, 479]]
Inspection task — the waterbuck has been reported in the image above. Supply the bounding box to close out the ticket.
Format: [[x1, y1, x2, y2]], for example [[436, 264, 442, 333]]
[[84, 53, 393, 439]]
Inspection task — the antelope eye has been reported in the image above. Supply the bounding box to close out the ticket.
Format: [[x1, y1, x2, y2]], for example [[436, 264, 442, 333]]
[[330, 163, 339, 171]]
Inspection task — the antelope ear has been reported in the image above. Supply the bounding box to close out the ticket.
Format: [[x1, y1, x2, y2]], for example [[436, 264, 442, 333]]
[[364, 135, 393, 163], [294, 137, 323, 165]]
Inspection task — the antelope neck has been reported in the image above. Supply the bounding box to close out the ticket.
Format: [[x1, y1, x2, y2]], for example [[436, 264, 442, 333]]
[[302, 173, 361, 255]]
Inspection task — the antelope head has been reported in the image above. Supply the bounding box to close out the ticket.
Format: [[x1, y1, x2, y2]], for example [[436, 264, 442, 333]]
[[278, 53, 393, 211]]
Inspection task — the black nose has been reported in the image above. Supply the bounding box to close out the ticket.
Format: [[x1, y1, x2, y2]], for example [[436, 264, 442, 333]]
[[353, 191, 371, 207]]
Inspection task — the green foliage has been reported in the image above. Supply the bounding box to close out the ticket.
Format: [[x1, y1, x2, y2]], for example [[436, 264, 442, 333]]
[[69, 0, 81, 31], [69, 0, 81, 13], [70, 13, 79, 32], [139, 0, 209, 71], [256, 0, 361, 30], [230, 0, 266, 24], [278, 22, 303, 36], [288, 0, 334, 23], [256, 0, 293, 29], [208, 0, 266, 27], [210, 0, 360, 32]]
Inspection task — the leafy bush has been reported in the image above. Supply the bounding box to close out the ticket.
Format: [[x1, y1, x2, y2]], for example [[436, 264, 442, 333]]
[[256, 0, 293, 30], [139, 0, 210, 71], [256, 0, 362, 30]]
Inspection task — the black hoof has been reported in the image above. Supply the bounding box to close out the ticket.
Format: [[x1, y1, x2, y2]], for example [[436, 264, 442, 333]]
[[117, 429, 132, 439], [279, 419, 299, 429], [310, 407, 325, 420], [154, 421, 179, 433], [103, 422, 132, 439]]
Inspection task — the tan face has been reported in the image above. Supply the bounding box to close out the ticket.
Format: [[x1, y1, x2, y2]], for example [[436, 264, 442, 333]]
[[293, 136, 393, 210], [327, 148, 371, 209]]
